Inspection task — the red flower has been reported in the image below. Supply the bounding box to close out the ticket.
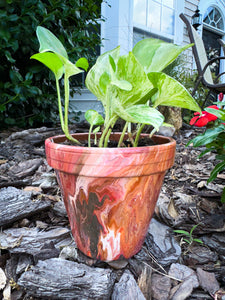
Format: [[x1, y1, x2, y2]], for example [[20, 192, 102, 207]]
[[190, 105, 219, 127], [219, 93, 224, 101]]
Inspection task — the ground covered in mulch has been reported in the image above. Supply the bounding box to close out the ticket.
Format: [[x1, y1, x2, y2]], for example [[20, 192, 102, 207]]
[[0, 124, 225, 300]]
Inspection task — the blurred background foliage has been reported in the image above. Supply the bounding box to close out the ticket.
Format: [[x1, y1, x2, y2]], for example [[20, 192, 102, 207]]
[[0, 0, 103, 128]]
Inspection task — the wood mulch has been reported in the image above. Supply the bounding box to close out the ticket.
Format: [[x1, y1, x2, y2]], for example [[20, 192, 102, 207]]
[[0, 124, 224, 300]]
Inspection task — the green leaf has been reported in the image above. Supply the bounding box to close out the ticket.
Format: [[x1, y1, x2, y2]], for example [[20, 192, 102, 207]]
[[93, 126, 100, 134], [133, 38, 192, 73], [187, 125, 225, 147], [5, 50, 15, 63], [5, 117, 16, 125], [32, 52, 83, 79], [213, 101, 225, 106], [109, 55, 133, 91], [111, 78, 133, 91], [198, 148, 213, 158], [85, 109, 104, 126], [0, 104, 6, 112], [207, 160, 225, 183], [76, 57, 89, 71], [190, 224, 199, 235], [216, 154, 225, 161], [36, 26, 68, 58], [115, 52, 154, 107], [62, 56, 84, 78], [9, 70, 23, 83], [122, 105, 164, 130], [193, 238, 203, 244], [148, 72, 201, 112], [25, 72, 33, 81], [221, 187, 225, 203], [183, 238, 191, 244], [31, 52, 64, 80], [8, 14, 19, 21], [99, 72, 111, 94], [173, 230, 190, 237], [85, 46, 121, 103], [162, 122, 174, 127], [109, 55, 116, 72], [205, 107, 225, 121]]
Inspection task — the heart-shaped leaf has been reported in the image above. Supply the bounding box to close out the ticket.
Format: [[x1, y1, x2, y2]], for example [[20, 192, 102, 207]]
[[37, 26, 68, 58], [61, 56, 84, 78], [31, 52, 63, 80], [93, 126, 101, 134], [148, 72, 201, 112], [76, 57, 89, 72], [133, 38, 192, 73], [114, 104, 164, 130], [85, 109, 104, 126], [125, 105, 164, 130], [85, 46, 121, 103]]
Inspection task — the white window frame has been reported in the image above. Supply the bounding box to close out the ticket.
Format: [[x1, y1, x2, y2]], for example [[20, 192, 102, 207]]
[[199, 0, 225, 80]]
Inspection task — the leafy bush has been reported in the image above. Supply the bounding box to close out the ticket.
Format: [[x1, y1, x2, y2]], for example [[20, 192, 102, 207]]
[[0, 0, 103, 128], [188, 101, 225, 203]]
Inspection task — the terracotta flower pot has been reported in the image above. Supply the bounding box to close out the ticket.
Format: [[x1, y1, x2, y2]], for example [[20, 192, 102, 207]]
[[45, 133, 176, 261]]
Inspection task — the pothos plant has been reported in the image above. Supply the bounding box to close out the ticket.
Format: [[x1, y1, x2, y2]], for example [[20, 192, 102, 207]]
[[31, 26, 200, 147]]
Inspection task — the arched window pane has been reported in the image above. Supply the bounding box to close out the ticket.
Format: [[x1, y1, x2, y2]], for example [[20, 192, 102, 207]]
[[203, 6, 224, 31]]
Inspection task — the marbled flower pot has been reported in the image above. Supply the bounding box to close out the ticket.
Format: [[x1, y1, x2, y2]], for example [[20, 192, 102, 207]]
[[45, 133, 176, 262]]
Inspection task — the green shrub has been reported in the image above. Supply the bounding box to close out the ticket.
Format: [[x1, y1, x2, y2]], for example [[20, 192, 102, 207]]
[[187, 105, 225, 203], [0, 0, 103, 128]]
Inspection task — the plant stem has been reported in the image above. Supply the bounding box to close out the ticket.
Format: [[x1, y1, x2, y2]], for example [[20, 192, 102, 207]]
[[117, 121, 129, 147], [149, 127, 157, 138], [99, 116, 117, 147], [64, 74, 69, 135], [128, 122, 131, 133], [128, 132, 135, 147], [3, 94, 19, 106], [63, 74, 81, 144], [104, 128, 112, 147], [88, 124, 93, 147], [134, 123, 145, 147], [104, 90, 110, 126], [55, 78, 65, 132]]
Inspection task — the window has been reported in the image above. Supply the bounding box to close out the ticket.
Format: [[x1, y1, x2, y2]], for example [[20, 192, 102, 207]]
[[133, 0, 175, 37], [203, 6, 224, 31]]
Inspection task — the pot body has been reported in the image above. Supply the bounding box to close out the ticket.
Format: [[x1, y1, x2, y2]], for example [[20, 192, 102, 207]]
[[45, 133, 176, 261]]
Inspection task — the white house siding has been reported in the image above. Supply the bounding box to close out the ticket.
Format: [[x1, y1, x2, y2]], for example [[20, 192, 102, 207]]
[[180, 0, 200, 72], [182, 0, 225, 74], [71, 0, 225, 119], [185, 0, 199, 16]]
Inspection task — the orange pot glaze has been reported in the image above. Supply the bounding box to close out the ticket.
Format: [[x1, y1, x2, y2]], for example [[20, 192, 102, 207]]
[[45, 133, 176, 261]]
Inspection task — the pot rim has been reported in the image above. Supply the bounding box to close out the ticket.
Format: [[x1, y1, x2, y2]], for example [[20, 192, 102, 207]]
[[45, 132, 176, 155]]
